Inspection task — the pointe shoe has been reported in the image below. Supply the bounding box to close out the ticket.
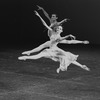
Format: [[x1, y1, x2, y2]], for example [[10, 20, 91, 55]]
[[18, 56, 27, 60], [83, 40, 89, 44], [22, 51, 30, 55], [56, 68, 60, 73], [82, 65, 90, 71]]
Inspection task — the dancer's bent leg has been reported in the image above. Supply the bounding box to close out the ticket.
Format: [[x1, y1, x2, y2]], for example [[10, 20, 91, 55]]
[[60, 40, 89, 44], [56, 57, 69, 73], [72, 61, 90, 71]]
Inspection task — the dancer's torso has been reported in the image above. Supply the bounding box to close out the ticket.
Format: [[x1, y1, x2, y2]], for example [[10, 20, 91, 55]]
[[48, 22, 59, 38]]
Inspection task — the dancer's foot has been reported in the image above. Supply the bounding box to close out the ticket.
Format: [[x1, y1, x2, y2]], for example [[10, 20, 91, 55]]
[[82, 65, 90, 71], [18, 56, 27, 60], [83, 40, 89, 44], [56, 68, 60, 73], [22, 51, 31, 55]]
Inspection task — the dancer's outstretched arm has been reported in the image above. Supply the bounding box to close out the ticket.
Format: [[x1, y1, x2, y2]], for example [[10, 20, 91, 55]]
[[61, 34, 76, 40], [57, 18, 69, 25], [37, 5, 51, 21], [55, 34, 76, 43], [34, 10, 52, 31]]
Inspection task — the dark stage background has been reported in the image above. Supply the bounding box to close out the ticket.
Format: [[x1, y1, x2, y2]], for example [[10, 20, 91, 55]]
[[0, 1, 100, 99], [0, 0, 100, 49]]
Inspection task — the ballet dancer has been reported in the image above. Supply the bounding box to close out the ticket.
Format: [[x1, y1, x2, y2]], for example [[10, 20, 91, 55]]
[[18, 25, 90, 73], [37, 5, 70, 37], [18, 35, 90, 74], [37, 5, 69, 28]]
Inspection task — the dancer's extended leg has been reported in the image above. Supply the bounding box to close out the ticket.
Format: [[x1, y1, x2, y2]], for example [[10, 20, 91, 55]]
[[60, 40, 89, 44], [18, 51, 50, 60], [72, 61, 90, 71], [22, 41, 51, 55]]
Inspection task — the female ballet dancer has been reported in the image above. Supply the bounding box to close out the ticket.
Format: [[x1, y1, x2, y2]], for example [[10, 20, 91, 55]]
[[22, 11, 87, 56], [18, 25, 90, 73]]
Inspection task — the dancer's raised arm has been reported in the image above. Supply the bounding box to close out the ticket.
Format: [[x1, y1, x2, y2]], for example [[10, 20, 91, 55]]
[[37, 5, 51, 21], [34, 10, 52, 31], [56, 34, 76, 42], [61, 34, 76, 40]]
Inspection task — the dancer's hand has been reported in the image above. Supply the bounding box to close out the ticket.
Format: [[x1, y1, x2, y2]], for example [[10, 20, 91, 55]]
[[37, 5, 43, 10], [34, 10, 40, 17], [83, 40, 89, 44], [69, 34, 76, 40], [64, 19, 67, 22], [66, 18, 70, 21]]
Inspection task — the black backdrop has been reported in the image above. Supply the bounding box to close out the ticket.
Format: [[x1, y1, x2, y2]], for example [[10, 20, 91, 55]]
[[0, 0, 100, 49]]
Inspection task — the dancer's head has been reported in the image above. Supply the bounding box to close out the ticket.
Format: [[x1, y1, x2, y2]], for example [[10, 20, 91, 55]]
[[56, 26, 63, 34], [51, 14, 58, 20], [50, 14, 58, 23]]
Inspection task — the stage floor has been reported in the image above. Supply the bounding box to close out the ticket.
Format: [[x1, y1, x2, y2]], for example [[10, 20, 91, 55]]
[[0, 47, 100, 100]]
